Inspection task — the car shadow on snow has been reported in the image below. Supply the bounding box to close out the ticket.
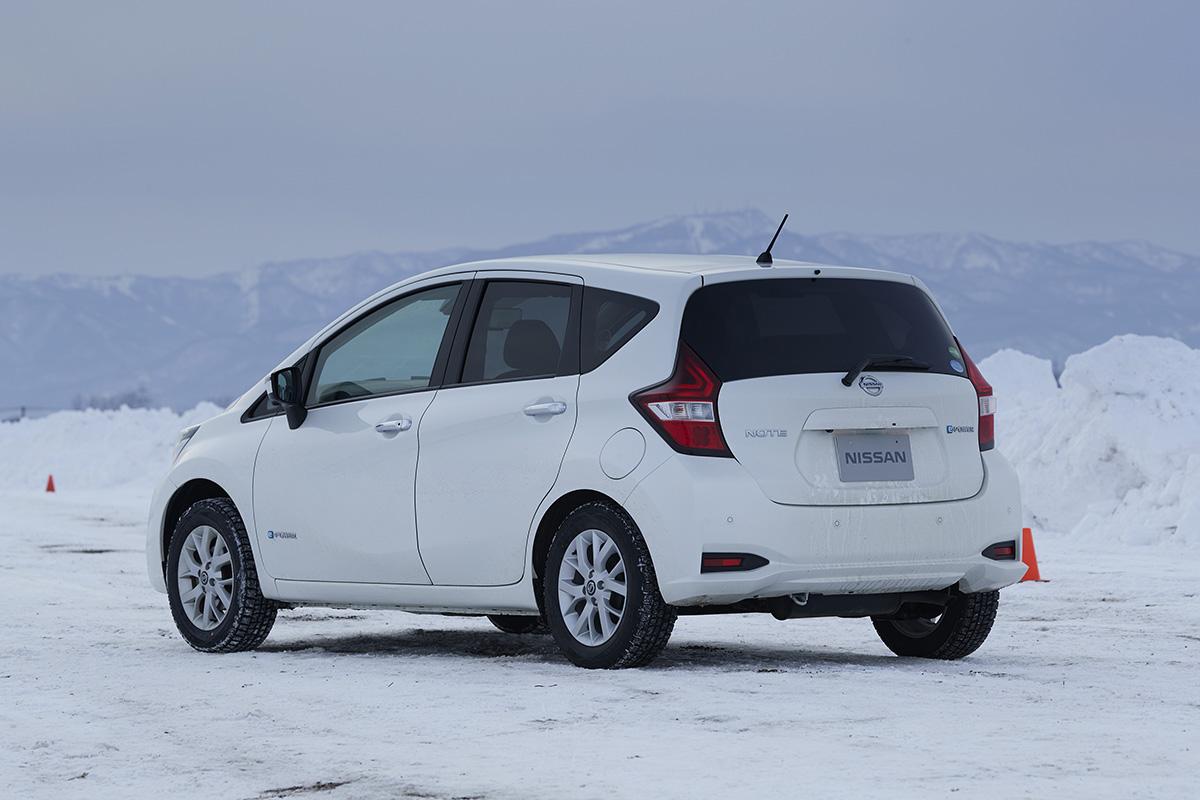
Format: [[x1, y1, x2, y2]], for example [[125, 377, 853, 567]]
[[257, 627, 899, 672]]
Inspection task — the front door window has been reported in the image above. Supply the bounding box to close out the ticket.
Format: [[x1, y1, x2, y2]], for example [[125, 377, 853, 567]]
[[309, 283, 461, 405]]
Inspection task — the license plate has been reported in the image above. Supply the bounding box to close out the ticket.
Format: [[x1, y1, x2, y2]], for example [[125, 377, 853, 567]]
[[834, 433, 914, 482]]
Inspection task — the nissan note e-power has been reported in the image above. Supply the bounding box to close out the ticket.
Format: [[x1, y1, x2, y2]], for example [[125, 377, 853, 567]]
[[147, 254, 1024, 669]]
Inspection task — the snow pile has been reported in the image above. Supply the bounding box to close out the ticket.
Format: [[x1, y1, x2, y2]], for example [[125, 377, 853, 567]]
[[2, 334, 1198, 549], [983, 335, 1200, 547], [0, 403, 221, 493]]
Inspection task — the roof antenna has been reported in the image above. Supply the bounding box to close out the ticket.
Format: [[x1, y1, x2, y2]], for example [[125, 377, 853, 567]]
[[756, 212, 789, 266]]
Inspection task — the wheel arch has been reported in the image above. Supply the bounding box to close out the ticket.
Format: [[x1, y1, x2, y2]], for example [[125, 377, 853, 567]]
[[530, 488, 633, 614], [160, 478, 234, 578]]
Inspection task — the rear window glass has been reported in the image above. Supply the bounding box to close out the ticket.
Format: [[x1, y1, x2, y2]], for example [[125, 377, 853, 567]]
[[581, 287, 658, 372], [682, 278, 962, 381]]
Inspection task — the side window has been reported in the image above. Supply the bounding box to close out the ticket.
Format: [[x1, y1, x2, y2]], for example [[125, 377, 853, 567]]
[[243, 353, 307, 422], [461, 281, 573, 383], [580, 287, 658, 372], [241, 392, 281, 422], [308, 283, 461, 405]]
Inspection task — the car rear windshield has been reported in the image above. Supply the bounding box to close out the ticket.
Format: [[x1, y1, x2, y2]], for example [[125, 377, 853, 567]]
[[681, 278, 963, 381]]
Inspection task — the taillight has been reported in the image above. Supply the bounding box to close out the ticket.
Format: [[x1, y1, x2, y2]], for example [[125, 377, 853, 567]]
[[632, 344, 731, 457], [956, 338, 994, 452]]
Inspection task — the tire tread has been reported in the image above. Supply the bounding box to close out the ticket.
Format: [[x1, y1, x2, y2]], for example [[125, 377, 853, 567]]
[[873, 590, 999, 660], [546, 501, 676, 669], [929, 590, 999, 660], [170, 497, 277, 653]]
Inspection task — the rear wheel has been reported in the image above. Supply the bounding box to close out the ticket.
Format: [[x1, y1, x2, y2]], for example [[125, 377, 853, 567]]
[[487, 614, 547, 635], [542, 502, 676, 669], [872, 590, 999, 659], [166, 498, 276, 653]]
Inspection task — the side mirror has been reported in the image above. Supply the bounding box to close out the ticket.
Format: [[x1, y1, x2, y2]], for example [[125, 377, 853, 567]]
[[269, 367, 308, 430]]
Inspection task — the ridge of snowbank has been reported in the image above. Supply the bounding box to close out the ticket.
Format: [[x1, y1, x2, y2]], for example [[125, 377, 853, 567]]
[[0, 403, 222, 494], [982, 334, 1200, 547], [1, 335, 1196, 548]]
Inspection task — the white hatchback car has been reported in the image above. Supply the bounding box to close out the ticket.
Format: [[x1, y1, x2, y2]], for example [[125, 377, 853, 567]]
[[147, 253, 1025, 668]]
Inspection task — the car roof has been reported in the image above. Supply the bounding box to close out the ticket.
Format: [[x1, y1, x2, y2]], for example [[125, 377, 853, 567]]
[[417, 253, 914, 283], [520, 253, 814, 274]]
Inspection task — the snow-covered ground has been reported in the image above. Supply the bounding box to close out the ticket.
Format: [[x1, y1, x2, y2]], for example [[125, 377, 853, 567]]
[[2, 335, 1198, 797], [2, 489, 1196, 799]]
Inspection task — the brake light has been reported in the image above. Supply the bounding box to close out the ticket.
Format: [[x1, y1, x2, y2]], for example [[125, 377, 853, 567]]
[[632, 345, 731, 457], [956, 338, 994, 451]]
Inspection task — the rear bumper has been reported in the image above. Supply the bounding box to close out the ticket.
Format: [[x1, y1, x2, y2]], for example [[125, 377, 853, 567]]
[[623, 449, 1024, 607]]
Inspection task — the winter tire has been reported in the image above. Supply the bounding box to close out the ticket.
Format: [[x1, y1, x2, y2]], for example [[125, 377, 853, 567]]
[[543, 501, 676, 669], [487, 614, 547, 634], [872, 590, 999, 659], [167, 498, 277, 653]]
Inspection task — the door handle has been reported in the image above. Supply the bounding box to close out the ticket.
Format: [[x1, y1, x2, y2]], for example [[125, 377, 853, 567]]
[[523, 401, 567, 417], [374, 417, 412, 434]]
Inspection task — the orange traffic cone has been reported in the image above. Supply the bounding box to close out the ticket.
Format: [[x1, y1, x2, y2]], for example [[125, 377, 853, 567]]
[[45, 474, 56, 493], [1020, 527, 1043, 582]]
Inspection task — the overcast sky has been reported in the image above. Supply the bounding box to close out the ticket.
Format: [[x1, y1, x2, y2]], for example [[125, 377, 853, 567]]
[[2, 1, 1197, 276]]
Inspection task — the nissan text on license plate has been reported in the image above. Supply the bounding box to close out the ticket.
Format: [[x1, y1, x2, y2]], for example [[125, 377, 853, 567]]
[[834, 433, 915, 482]]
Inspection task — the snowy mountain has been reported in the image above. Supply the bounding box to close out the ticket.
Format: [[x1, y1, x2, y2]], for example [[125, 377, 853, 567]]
[[2, 209, 1198, 410]]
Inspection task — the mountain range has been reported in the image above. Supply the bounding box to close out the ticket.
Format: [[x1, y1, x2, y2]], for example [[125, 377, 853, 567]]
[[2, 209, 1198, 410]]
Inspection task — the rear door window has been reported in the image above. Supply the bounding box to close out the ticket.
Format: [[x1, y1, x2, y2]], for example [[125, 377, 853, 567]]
[[682, 278, 962, 381], [461, 281, 575, 383]]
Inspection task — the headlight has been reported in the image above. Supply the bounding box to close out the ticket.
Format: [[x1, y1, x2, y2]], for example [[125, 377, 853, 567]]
[[172, 425, 201, 463]]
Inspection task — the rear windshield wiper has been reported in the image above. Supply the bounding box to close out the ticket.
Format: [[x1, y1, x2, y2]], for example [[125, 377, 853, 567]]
[[841, 354, 930, 387]]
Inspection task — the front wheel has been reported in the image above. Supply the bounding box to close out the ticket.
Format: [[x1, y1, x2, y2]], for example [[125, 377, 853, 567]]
[[872, 590, 999, 659], [542, 502, 676, 669], [166, 498, 277, 653]]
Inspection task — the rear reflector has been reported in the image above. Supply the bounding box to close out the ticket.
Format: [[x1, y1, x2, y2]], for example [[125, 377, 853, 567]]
[[700, 552, 769, 573], [982, 540, 1017, 560]]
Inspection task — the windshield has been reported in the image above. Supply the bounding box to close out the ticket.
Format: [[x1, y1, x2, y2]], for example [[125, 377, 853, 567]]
[[681, 278, 966, 381]]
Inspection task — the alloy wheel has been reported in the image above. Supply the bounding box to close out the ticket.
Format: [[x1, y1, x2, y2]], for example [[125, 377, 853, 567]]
[[176, 525, 233, 630], [557, 528, 627, 646]]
